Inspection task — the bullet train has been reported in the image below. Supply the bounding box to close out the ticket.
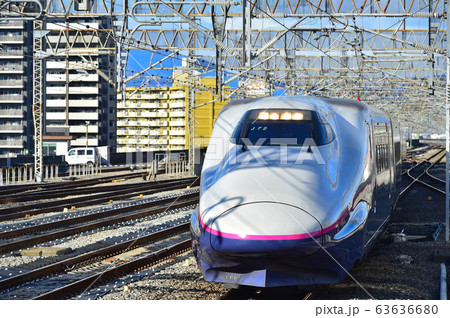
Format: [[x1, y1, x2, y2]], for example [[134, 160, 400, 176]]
[[191, 95, 405, 287]]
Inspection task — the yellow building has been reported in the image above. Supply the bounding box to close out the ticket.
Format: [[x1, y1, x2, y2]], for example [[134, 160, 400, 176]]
[[117, 79, 229, 153]]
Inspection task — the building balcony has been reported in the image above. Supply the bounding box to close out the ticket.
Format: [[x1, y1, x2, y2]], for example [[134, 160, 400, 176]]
[[0, 21, 24, 29], [46, 73, 99, 82], [0, 109, 23, 117], [0, 79, 23, 88], [0, 49, 24, 58], [169, 111, 186, 117], [71, 138, 99, 147], [0, 63, 23, 73], [46, 99, 66, 107], [169, 129, 185, 136], [0, 94, 23, 101], [46, 112, 67, 120], [0, 139, 23, 147], [134, 129, 168, 136], [117, 120, 137, 126], [118, 138, 137, 144], [47, 86, 99, 95], [0, 35, 23, 43], [169, 101, 185, 109], [169, 138, 186, 145], [46, 125, 69, 134], [140, 111, 168, 118], [70, 86, 98, 94], [117, 129, 133, 136], [169, 91, 186, 99], [46, 60, 99, 70], [69, 99, 98, 107], [148, 138, 168, 145], [127, 93, 168, 100], [146, 120, 168, 127], [69, 125, 98, 133], [169, 145, 184, 150], [169, 121, 185, 127], [68, 112, 98, 120], [0, 124, 23, 133]]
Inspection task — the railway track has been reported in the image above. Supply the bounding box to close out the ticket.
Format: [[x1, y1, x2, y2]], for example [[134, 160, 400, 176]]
[[0, 191, 199, 254], [0, 177, 198, 222], [0, 170, 149, 197], [0, 222, 192, 299], [0, 146, 445, 300], [0, 168, 200, 300], [34, 239, 192, 300], [395, 147, 445, 208]]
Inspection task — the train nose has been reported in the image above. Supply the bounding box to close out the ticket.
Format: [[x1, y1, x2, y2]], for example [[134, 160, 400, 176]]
[[207, 202, 323, 256]]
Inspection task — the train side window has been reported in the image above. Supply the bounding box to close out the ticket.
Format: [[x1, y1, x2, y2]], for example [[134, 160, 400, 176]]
[[374, 122, 389, 174]]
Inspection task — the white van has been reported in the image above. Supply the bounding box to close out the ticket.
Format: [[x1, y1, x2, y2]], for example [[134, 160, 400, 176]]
[[65, 147, 99, 165]]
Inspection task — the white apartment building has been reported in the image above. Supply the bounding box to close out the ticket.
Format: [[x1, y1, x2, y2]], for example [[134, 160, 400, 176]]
[[0, 20, 32, 157], [43, 16, 117, 154]]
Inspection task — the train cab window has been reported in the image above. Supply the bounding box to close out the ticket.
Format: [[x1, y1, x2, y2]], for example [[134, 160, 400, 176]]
[[232, 109, 334, 146]]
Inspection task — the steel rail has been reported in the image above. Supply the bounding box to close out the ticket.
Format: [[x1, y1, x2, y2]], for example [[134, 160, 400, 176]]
[[0, 195, 198, 254], [0, 176, 196, 203], [0, 178, 198, 222], [0, 222, 190, 292], [33, 239, 192, 300], [395, 148, 445, 207], [403, 151, 446, 196], [0, 191, 198, 240]]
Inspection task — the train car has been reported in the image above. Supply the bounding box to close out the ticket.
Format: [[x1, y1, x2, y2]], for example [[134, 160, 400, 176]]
[[190, 95, 404, 288]]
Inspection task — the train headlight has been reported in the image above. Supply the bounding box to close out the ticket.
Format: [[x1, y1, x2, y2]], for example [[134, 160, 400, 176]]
[[269, 112, 279, 120], [333, 201, 369, 241], [280, 112, 292, 120], [191, 208, 202, 237], [258, 112, 269, 120], [292, 112, 304, 120]]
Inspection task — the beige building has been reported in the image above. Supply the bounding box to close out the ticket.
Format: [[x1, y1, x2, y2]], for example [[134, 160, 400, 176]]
[[117, 78, 229, 153]]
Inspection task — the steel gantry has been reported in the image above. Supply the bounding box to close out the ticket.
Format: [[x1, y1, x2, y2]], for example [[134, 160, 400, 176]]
[[0, 0, 449, 239]]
